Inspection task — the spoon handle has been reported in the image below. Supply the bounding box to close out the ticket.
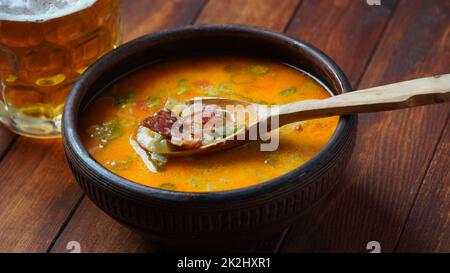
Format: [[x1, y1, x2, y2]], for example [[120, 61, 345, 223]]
[[277, 74, 450, 125]]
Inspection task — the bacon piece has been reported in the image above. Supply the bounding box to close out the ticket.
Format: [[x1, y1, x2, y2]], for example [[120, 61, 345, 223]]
[[142, 109, 178, 139], [142, 104, 226, 150]]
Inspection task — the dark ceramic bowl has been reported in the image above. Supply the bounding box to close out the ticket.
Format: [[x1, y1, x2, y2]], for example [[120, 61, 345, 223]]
[[62, 25, 357, 249]]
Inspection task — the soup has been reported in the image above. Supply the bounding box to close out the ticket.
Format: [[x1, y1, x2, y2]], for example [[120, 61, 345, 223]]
[[80, 56, 339, 192]]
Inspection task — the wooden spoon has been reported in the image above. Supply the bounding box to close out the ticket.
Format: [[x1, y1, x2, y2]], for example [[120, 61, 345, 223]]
[[164, 74, 450, 157]]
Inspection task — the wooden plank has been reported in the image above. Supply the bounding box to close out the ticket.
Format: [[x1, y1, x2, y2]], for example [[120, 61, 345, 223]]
[[50, 198, 162, 253], [396, 116, 450, 253], [196, 0, 300, 30], [0, 125, 15, 159], [0, 0, 205, 253], [50, 0, 301, 253], [286, 0, 397, 86], [0, 138, 82, 252], [121, 0, 207, 41], [282, 0, 450, 252]]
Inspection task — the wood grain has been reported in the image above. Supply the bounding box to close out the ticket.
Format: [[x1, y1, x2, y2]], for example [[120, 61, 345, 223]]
[[121, 0, 206, 41], [0, 0, 205, 253], [196, 0, 300, 30], [0, 125, 15, 160], [396, 115, 450, 253], [282, 0, 450, 253], [50, 198, 162, 253], [0, 138, 82, 252], [286, 0, 397, 86], [1, 0, 448, 253]]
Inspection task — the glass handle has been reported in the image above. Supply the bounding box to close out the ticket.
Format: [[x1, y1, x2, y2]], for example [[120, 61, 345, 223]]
[[0, 45, 19, 129], [0, 103, 4, 119], [0, 74, 10, 126]]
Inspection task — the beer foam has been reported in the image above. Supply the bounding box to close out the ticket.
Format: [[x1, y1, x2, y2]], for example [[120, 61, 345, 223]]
[[0, 0, 97, 22]]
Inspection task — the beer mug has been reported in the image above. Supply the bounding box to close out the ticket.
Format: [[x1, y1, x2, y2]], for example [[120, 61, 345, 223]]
[[0, 0, 120, 138]]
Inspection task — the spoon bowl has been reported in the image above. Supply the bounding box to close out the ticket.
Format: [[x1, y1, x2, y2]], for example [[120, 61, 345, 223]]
[[162, 97, 256, 157]]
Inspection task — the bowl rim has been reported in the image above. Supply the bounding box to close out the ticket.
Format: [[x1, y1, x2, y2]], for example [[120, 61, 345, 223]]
[[62, 24, 353, 203]]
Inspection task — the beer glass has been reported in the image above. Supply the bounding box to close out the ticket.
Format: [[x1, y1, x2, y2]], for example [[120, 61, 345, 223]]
[[0, 0, 120, 138]]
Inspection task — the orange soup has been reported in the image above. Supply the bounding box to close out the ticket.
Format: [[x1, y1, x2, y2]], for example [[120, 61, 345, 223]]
[[80, 56, 339, 192]]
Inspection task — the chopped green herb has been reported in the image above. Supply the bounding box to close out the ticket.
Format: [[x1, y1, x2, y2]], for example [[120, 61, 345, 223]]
[[106, 155, 136, 171], [148, 152, 168, 170], [190, 176, 199, 188], [127, 92, 137, 100], [177, 85, 190, 95], [204, 87, 221, 97], [206, 182, 216, 191], [176, 78, 191, 95], [248, 64, 270, 75], [235, 93, 257, 103], [217, 82, 234, 93], [146, 97, 161, 108], [178, 79, 189, 85], [160, 182, 176, 191], [113, 91, 137, 107], [152, 139, 172, 154], [164, 97, 182, 111], [87, 119, 122, 145], [280, 86, 297, 96]]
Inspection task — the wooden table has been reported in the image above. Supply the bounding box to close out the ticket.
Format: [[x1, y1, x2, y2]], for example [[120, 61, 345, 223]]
[[0, 0, 448, 253]]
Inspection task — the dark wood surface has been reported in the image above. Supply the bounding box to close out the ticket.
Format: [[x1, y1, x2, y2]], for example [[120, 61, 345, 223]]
[[396, 116, 450, 252], [0, 0, 448, 253]]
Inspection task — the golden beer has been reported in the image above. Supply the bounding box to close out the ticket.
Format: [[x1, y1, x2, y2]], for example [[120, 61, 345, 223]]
[[0, 0, 120, 138]]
